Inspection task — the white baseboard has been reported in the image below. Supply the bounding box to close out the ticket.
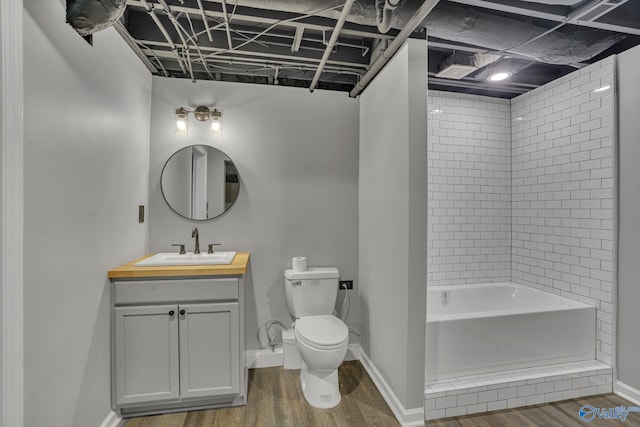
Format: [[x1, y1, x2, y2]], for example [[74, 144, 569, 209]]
[[246, 348, 284, 368], [345, 343, 362, 361], [99, 410, 121, 427], [359, 351, 425, 427], [614, 381, 640, 406]]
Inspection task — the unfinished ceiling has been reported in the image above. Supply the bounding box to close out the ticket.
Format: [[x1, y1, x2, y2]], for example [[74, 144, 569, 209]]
[[105, 0, 640, 98]]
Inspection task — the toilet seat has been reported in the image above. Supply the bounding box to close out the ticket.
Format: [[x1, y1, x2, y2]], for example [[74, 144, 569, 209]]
[[295, 315, 348, 350]]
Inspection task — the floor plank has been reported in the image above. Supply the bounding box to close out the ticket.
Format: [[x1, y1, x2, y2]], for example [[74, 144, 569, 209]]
[[122, 361, 400, 427]]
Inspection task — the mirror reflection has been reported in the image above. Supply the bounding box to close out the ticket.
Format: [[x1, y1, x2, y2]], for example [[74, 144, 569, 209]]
[[161, 145, 240, 220]]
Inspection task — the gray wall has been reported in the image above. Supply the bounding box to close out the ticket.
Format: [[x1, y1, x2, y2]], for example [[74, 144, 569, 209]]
[[23, 1, 151, 425], [148, 77, 359, 350], [617, 45, 640, 392], [359, 40, 427, 410]]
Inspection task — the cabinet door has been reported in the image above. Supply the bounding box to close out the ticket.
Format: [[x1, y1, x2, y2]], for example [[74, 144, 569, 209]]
[[114, 305, 180, 406], [179, 302, 239, 400]]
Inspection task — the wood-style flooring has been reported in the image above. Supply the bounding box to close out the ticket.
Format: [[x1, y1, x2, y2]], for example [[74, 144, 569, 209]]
[[122, 360, 400, 427], [123, 364, 640, 427], [430, 394, 640, 427]]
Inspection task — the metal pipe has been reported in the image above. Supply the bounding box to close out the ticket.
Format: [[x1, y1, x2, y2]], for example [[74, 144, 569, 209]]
[[139, 0, 187, 74], [157, 0, 195, 81], [309, 0, 355, 92], [158, 0, 216, 80], [126, 0, 395, 41], [196, 0, 214, 42], [221, 0, 234, 51], [146, 41, 368, 70], [349, 0, 440, 98], [150, 48, 365, 76], [376, 0, 401, 34], [292, 26, 304, 52]]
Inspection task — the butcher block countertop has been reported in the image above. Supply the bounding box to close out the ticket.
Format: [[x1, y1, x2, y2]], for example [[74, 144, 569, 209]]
[[108, 252, 250, 279]]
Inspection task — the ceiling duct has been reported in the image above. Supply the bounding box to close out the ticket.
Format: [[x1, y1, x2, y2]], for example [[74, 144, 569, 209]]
[[66, 0, 126, 36], [435, 52, 478, 78], [435, 52, 501, 79]]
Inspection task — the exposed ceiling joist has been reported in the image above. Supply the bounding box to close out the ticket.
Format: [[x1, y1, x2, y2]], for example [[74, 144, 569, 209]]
[[95, 0, 640, 97], [125, 0, 396, 40], [447, 0, 640, 36]]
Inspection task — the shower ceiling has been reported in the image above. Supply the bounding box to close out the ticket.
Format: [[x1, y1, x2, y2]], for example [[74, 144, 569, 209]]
[[111, 0, 640, 98]]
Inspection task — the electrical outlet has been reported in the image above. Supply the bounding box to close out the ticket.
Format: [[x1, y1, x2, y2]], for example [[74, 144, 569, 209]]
[[339, 280, 353, 290]]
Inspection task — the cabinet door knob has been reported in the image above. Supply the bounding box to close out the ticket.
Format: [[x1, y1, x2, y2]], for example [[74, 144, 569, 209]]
[[179, 309, 186, 316], [168, 310, 175, 316]]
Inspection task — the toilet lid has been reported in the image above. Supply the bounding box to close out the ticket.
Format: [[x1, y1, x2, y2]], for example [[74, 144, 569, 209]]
[[295, 315, 348, 350]]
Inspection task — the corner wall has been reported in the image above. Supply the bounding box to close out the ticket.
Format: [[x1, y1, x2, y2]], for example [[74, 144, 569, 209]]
[[359, 39, 427, 414], [427, 92, 511, 286], [23, 1, 152, 425], [616, 44, 640, 399], [511, 58, 615, 366], [148, 78, 359, 351]]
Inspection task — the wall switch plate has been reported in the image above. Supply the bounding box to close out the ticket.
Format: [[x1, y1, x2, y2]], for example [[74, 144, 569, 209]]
[[339, 280, 353, 290], [139, 205, 144, 223]]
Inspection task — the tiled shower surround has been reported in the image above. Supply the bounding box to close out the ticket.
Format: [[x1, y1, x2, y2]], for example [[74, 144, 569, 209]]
[[426, 58, 616, 418], [427, 92, 511, 286], [511, 58, 615, 366]]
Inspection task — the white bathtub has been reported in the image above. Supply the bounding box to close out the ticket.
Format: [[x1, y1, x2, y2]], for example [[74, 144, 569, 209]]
[[427, 282, 596, 381]]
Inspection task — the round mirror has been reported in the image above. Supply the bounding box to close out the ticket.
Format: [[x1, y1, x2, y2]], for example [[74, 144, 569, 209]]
[[161, 145, 240, 220]]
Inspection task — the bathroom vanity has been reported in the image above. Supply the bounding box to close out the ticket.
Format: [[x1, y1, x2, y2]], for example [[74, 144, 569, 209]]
[[107, 252, 249, 417]]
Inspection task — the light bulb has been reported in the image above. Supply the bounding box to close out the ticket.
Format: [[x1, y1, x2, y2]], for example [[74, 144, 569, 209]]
[[488, 72, 512, 82], [175, 107, 189, 136], [210, 109, 222, 136]]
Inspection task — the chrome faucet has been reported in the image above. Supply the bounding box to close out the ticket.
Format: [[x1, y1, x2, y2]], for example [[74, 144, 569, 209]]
[[191, 227, 200, 254]]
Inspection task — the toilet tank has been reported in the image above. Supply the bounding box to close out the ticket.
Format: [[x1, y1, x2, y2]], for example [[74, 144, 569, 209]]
[[284, 267, 339, 318]]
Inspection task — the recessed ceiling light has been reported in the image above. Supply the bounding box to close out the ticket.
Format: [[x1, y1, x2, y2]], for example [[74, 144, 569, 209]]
[[593, 85, 610, 93], [488, 72, 512, 82]]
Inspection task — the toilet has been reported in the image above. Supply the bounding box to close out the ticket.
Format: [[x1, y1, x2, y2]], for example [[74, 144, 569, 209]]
[[284, 267, 349, 409]]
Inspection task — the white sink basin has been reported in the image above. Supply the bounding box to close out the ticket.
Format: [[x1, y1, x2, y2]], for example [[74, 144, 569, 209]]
[[134, 251, 237, 267]]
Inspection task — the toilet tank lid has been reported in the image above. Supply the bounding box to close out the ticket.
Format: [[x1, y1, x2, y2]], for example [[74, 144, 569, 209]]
[[284, 267, 339, 280]]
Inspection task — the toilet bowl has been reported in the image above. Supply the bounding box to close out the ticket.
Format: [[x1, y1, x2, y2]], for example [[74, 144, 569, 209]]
[[295, 315, 348, 408], [283, 266, 349, 408]]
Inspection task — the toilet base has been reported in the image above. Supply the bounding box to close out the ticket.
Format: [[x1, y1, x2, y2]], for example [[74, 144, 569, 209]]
[[299, 362, 341, 409]]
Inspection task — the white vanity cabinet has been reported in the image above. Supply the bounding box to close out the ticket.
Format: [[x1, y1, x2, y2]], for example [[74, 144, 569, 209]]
[[110, 274, 246, 417]]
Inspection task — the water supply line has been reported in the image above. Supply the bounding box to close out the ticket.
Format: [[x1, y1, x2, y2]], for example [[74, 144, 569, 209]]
[[139, 0, 187, 74], [309, 0, 356, 92], [196, 0, 214, 42], [221, 0, 234, 50], [375, 0, 401, 34], [349, 0, 440, 98]]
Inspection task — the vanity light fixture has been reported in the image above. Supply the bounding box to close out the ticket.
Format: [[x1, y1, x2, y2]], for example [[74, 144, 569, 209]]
[[174, 106, 223, 136]]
